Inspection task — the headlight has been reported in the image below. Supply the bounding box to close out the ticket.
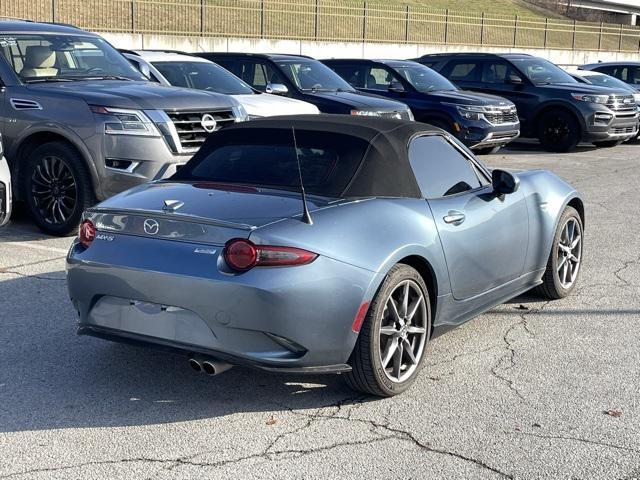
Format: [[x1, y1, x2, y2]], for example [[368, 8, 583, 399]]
[[232, 104, 248, 122], [571, 93, 609, 104], [90, 106, 160, 136], [456, 105, 486, 121]]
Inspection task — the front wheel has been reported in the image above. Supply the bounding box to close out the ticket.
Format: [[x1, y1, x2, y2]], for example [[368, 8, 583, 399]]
[[345, 264, 431, 397], [536, 206, 583, 299], [24, 141, 93, 236], [536, 109, 580, 152]]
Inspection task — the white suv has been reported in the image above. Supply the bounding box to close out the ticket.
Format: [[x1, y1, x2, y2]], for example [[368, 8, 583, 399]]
[[123, 50, 320, 119], [0, 137, 11, 227]]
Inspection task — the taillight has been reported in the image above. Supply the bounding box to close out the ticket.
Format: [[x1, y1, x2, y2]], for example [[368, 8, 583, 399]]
[[224, 238, 317, 271], [79, 220, 96, 248]]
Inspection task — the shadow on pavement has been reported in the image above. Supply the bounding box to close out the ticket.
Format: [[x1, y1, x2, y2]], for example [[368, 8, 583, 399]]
[[0, 271, 368, 434]]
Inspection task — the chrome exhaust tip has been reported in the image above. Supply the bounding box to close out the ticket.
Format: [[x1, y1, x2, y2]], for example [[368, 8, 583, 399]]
[[188, 358, 203, 373], [201, 360, 233, 376]]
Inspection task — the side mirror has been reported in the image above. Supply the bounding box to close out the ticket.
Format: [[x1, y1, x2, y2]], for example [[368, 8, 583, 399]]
[[508, 74, 523, 85], [492, 169, 520, 195], [388, 80, 405, 93], [266, 83, 288, 95]]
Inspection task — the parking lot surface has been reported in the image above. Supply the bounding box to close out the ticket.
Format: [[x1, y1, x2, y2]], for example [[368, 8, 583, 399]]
[[1, 141, 639, 480]]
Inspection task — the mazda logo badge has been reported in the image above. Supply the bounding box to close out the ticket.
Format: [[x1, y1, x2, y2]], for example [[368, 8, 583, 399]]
[[143, 219, 160, 235], [201, 113, 217, 133]]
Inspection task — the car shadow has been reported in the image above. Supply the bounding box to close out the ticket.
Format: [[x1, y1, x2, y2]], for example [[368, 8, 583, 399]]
[[0, 271, 369, 434], [499, 140, 597, 156]]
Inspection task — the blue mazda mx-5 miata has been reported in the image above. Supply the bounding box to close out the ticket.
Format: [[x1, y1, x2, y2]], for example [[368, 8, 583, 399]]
[[66, 115, 584, 397]]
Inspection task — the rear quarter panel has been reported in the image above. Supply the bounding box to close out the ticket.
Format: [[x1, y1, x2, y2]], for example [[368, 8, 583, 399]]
[[249, 197, 451, 300]]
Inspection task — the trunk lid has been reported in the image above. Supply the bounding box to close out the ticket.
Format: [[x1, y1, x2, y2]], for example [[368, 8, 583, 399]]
[[87, 181, 332, 245]]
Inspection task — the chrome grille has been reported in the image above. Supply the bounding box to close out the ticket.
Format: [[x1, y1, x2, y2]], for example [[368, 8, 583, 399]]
[[606, 95, 637, 118], [484, 106, 519, 125], [166, 110, 236, 153]]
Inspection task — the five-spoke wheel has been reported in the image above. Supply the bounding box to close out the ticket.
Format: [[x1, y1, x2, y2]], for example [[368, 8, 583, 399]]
[[346, 264, 431, 397]]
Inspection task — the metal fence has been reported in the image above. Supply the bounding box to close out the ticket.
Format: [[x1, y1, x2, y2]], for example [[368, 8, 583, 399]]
[[2, 0, 640, 52]]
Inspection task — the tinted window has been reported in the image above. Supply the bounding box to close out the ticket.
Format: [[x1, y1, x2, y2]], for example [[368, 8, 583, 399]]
[[152, 61, 253, 94], [408, 135, 482, 198], [390, 63, 456, 92], [580, 73, 634, 91], [330, 64, 364, 88], [445, 61, 481, 82], [175, 130, 369, 198], [482, 61, 517, 84], [508, 57, 576, 85]]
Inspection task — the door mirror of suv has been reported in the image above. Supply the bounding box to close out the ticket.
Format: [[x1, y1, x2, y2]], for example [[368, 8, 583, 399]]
[[508, 74, 524, 85], [388, 80, 405, 93], [492, 169, 520, 195], [266, 83, 288, 95]]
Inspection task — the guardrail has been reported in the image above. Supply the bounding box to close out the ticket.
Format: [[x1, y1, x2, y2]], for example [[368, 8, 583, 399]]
[[2, 0, 640, 52]]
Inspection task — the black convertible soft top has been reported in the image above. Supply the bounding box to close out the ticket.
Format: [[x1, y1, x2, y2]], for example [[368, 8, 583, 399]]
[[175, 115, 442, 198]]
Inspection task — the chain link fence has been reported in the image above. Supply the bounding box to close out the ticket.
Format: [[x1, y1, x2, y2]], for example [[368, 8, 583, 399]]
[[2, 0, 640, 52]]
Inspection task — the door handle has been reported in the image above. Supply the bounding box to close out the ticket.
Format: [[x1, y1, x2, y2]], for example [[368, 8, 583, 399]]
[[443, 211, 466, 225]]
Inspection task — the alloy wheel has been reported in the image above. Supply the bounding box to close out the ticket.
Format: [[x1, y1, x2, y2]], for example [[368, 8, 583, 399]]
[[543, 118, 570, 144], [557, 217, 582, 289], [30, 156, 77, 225], [378, 280, 428, 383]]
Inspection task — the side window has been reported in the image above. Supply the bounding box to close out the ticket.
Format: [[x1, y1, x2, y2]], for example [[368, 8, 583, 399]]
[[628, 67, 640, 85], [481, 61, 514, 84], [364, 66, 399, 90], [593, 65, 614, 76], [408, 135, 483, 198], [331, 64, 363, 88], [444, 61, 481, 82], [263, 62, 287, 87]]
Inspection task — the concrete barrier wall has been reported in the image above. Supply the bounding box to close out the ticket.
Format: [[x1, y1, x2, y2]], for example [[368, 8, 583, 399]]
[[100, 32, 640, 66]]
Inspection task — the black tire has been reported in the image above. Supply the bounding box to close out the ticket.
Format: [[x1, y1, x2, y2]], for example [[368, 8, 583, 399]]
[[536, 109, 581, 153], [344, 264, 431, 397], [536, 206, 583, 299], [593, 140, 622, 148], [23, 141, 93, 236], [474, 146, 501, 155]]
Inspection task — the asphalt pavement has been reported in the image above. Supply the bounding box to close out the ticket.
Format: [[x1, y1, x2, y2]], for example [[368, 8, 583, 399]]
[[1, 140, 639, 479]]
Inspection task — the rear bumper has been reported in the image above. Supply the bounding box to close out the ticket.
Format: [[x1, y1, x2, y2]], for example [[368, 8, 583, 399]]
[[66, 234, 376, 371]]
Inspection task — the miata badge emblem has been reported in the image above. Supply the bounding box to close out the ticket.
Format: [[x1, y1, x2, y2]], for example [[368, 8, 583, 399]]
[[143, 218, 160, 235]]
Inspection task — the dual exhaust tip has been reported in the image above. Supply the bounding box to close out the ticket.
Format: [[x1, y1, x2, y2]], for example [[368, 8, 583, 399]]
[[189, 357, 232, 376]]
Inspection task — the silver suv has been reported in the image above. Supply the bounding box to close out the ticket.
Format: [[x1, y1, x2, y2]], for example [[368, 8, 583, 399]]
[[0, 21, 245, 235]]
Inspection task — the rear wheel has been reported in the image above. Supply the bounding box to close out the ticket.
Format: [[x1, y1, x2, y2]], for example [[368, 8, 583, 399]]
[[536, 206, 583, 299], [23, 141, 93, 236], [593, 140, 622, 148], [536, 109, 580, 152], [345, 264, 431, 397]]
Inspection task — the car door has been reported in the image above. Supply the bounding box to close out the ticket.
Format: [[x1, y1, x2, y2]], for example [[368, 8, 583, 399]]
[[408, 134, 529, 300]]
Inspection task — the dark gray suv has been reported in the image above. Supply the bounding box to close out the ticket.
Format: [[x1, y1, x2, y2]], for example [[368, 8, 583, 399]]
[[0, 21, 245, 235]]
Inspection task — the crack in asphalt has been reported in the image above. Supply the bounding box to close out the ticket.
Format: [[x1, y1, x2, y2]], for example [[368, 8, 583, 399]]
[[489, 302, 550, 403], [613, 254, 640, 287], [513, 430, 640, 456], [0, 268, 65, 281]]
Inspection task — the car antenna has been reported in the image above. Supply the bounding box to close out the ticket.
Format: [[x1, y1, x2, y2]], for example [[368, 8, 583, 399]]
[[291, 126, 313, 225]]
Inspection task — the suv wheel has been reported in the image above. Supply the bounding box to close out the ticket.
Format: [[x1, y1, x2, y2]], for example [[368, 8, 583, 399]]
[[24, 141, 93, 236], [536, 109, 580, 152], [345, 264, 431, 397]]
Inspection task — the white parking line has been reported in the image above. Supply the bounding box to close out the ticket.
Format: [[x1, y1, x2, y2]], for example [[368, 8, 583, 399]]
[[3, 242, 69, 255]]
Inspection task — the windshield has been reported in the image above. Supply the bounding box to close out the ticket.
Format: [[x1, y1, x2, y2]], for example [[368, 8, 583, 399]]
[[390, 63, 456, 92], [277, 60, 355, 92], [152, 60, 254, 95], [580, 73, 633, 91], [510, 57, 577, 85], [0, 34, 146, 82]]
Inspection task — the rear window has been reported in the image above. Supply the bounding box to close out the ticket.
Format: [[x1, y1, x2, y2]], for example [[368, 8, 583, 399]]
[[174, 129, 369, 198]]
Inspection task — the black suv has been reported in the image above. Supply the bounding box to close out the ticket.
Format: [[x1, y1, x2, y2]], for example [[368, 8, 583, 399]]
[[323, 59, 519, 154], [416, 53, 638, 152], [194, 53, 413, 120]]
